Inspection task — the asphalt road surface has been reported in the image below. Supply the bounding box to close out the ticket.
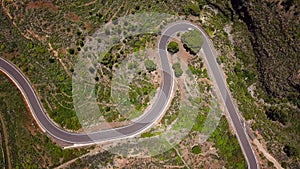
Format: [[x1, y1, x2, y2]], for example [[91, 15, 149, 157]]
[[0, 23, 178, 146], [168, 22, 259, 169], [0, 21, 258, 168]]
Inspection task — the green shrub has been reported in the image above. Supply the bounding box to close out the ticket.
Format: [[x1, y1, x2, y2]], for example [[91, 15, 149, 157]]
[[145, 59, 157, 72], [167, 41, 179, 54], [68, 48, 75, 55], [173, 63, 183, 77], [192, 145, 201, 154]]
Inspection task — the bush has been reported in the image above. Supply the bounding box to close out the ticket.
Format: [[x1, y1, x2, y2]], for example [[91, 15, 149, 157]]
[[173, 63, 183, 77], [192, 145, 201, 154], [283, 145, 298, 157], [265, 107, 288, 125], [68, 48, 75, 55], [167, 41, 179, 54], [145, 59, 156, 72]]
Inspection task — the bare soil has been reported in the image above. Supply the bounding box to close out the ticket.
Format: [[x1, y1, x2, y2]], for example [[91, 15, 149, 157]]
[[65, 12, 80, 22], [77, 121, 132, 133], [26, 1, 58, 12]]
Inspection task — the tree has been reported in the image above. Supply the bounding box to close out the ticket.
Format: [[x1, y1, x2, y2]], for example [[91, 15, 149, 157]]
[[265, 107, 288, 125], [49, 58, 55, 63], [184, 4, 200, 16], [167, 41, 179, 54], [283, 145, 298, 157], [145, 59, 156, 72], [68, 48, 75, 55], [181, 30, 203, 55]]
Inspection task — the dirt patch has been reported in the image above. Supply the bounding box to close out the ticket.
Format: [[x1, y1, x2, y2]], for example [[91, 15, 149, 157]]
[[26, 121, 37, 136], [26, 1, 58, 12], [48, 43, 71, 77], [60, 47, 68, 56], [114, 158, 128, 168], [55, 145, 104, 169], [2, 1, 33, 41], [84, 22, 92, 32], [146, 48, 162, 85], [168, 37, 192, 64], [253, 130, 283, 169], [168, 37, 195, 101], [151, 69, 161, 86], [26, 29, 47, 42], [176, 79, 186, 100], [1, 51, 19, 60], [177, 40, 192, 64], [77, 121, 132, 133], [65, 12, 80, 22], [80, 0, 97, 7]]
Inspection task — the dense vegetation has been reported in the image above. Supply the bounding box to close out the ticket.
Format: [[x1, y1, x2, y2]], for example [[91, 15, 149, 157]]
[[0, 76, 86, 168], [209, 117, 247, 168], [231, 0, 300, 102], [167, 41, 179, 54], [230, 1, 300, 167], [128, 72, 156, 113], [181, 30, 203, 55]]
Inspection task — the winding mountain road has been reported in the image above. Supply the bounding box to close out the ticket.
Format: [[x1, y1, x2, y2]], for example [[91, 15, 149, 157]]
[[0, 21, 258, 168]]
